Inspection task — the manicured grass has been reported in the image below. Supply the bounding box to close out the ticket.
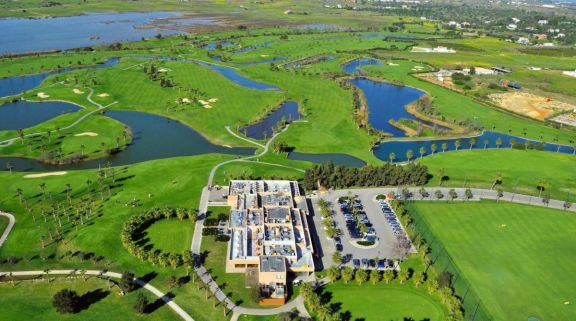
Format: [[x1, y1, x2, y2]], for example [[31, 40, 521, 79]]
[[0, 278, 175, 321], [145, 219, 193, 254], [409, 201, 576, 321], [238, 315, 276, 321], [419, 149, 576, 199], [0, 215, 8, 235], [206, 206, 230, 221], [323, 282, 447, 321]]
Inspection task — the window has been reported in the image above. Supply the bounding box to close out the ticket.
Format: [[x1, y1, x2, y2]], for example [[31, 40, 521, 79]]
[[276, 274, 284, 279]]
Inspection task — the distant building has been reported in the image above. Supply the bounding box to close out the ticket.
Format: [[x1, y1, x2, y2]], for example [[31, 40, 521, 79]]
[[512, 17, 520, 23], [517, 37, 530, 45], [507, 24, 518, 31], [474, 67, 496, 75], [538, 20, 548, 25], [562, 70, 576, 78], [226, 180, 315, 305], [533, 34, 547, 40], [556, 33, 566, 38], [491, 67, 512, 74]]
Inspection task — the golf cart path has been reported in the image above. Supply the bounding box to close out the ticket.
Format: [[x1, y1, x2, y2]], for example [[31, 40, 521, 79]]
[[0, 212, 15, 248], [0, 270, 193, 321]]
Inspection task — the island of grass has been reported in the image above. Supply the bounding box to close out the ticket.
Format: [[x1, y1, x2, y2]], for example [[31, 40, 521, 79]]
[[408, 200, 576, 321], [145, 219, 193, 254]]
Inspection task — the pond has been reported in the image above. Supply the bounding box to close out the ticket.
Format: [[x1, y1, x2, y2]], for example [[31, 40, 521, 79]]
[[240, 101, 300, 140], [203, 41, 235, 51], [372, 131, 576, 162], [0, 12, 219, 54], [195, 61, 280, 91], [232, 41, 276, 54], [287, 152, 366, 167], [343, 58, 425, 137], [0, 100, 81, 131], [0, 58, 119, 98], [0, 107, 255, 172]]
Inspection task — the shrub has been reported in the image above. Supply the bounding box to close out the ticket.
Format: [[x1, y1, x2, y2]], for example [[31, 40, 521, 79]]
[[52, 289, 80, 314]]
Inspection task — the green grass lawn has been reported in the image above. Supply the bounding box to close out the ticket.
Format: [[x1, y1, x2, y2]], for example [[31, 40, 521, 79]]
[[323, 282, 447, 321], [145, 219, 193, 254], [419, 149, 576, 199], [0, 278, 176, 321], [409, 201, 576, 321], [0, 215, 8, 235]]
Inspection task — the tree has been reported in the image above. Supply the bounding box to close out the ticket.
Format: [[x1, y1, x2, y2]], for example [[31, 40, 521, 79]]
[[189, 209, 199, 222], [119, 272, 135, 294], [419, 146, 426, 159], [406, 149, 414, 162], [448, 189, 458, 200], [437, 168, 445, 185], [300, 282, 314, 300], [496, 137, 502, 149], [509, 138, 516, 148], [430, 143, 437, 154], [369, 269, 381, 284], [355, 269, 368, 285], [398, 269, 409, 284], [383, 269, 394, 284], [419, 187, 427, 199], [469, 137, 476, 150], [454, 139, 461, 151], [327, 266, 341, 282], [332, 251, 342, 265], [388, 152, 396, 163], [413, 272, 425, 288], [483, 139, 489, 149], [435, 190, 443, 200], [465, 188, 473, 200], [426, 279, 439, 294], [5, 161, 13, 174], [52, 289, 80, 314], [441, 142, 448, 152], [134, 293, 148, 314], [341, 267, 355, 284], [250, 286, 262, 304]]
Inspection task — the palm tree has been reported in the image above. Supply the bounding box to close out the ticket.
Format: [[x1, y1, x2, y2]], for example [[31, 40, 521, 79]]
[[383, 270, 395, 284], [426, 279, 439, 294], [406, 149, 414, 162], [369, 269, 381, 285], [327, 266, 341, 282], [39, 183, 46, 200], [398, 269, 409, 284], [441, 142, 448, 152], [80, 144, 85, 156], [317, 304, 332, 321], [342, 267, 355, 284], [437, 168, 445, 185], [496, 137, 502, 149], [355, 269, 368, 285], [388, 152, 396, 163], [509, 138, 516, 148], [413, 273, 425, 288], [469, 137, 476, 150], [454, 140, 461, 151], [430, 143, 437, 154], [483, 139, 489, 149], [419, 146, 426, 159], [5, 161, 13, 174]]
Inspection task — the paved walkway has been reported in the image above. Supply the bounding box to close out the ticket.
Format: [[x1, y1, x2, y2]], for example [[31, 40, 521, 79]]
[[0, 270, 193, 321], [0, 89, 117, 147], [0, 212, 15, 248], [317, 187, 575, 212]]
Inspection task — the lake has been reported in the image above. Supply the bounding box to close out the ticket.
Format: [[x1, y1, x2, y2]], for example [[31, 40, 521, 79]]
[[240, 101, 300, 139], [0, 12, 218, 54], [0, 100, 81, 131], [0, 107, 255, 172], [287, 152, 366, 167]]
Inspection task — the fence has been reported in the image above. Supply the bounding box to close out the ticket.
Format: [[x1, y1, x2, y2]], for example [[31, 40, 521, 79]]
[[405, 201, 493, 321]]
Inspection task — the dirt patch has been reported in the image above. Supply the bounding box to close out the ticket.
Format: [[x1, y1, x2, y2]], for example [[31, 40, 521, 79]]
[[74, 132, 98, 137], [37, 92, 50, 98], [489, 92, 575, 120], [414, 73, 461, 92], [24, 171, 67, 178]]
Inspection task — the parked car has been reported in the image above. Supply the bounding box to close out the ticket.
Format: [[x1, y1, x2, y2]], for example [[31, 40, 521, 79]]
[[353, 259, 360, 269], [361, 258, 369, 269], [377, 259, 386, 270]]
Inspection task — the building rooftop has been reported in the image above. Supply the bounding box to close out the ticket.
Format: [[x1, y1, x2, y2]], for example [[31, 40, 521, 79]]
[[260, 256, 286, 273]]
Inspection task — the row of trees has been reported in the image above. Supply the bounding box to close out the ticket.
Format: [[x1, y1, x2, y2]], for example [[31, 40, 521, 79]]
[[303, 162, 429, 190], [121, 208, 198, 268]]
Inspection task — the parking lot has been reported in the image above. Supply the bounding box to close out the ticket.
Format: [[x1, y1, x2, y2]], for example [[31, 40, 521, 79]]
[[310, 189, 414, 269]]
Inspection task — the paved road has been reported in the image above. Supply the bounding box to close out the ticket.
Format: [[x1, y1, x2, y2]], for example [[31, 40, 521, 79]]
[[0, 270, 193, 321], [0, 212, 15, 248]]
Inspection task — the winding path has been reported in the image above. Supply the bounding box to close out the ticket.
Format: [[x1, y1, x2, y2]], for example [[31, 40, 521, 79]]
[[0, 89, 118, 147], [0, 211, 15, 248], [0, 270, 193, 321]]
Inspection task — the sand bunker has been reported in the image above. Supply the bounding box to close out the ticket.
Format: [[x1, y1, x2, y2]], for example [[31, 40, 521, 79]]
[[73, 88, 84, 94], [260, 54, 269, 57], [24, 171, 67, 178], [181, 98, 191, 103], [37, 92, 50, 98], [198, 99, 215, 109], [208, 98, 219, 103], [158, 68, 170, 72], [387, 63, 399, 66], [489, 92, 575, 120], [74, 132, 98, 137], [97, 93, 109, 98]]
